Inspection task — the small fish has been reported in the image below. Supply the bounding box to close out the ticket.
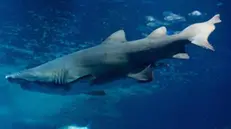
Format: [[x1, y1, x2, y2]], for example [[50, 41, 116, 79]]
[[188, 10, 202, 17], [59, 122, 91, 129]]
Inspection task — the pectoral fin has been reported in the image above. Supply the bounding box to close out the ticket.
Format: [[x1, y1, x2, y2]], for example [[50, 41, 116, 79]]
[[85, 90, 106, 96], [128, 65, 153, 82]]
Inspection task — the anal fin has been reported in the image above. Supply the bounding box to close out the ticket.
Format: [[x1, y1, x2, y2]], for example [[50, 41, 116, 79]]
[[85, 90, 106, 96], [172, 53, 190, 59], [128, 64, 153, 82]]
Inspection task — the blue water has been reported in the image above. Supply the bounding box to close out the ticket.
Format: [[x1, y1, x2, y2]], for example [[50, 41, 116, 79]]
[[0, 0, 230, 129]]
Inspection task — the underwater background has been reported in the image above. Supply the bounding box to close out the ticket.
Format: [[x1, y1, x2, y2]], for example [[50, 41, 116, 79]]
[[0, 0, 230, 129]]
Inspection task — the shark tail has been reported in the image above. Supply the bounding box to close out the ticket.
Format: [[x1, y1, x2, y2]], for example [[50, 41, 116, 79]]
[[180, 14, 221, 51]]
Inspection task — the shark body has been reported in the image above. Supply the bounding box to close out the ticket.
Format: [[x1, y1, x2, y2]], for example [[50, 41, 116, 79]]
[[5, 14, 221, 95]]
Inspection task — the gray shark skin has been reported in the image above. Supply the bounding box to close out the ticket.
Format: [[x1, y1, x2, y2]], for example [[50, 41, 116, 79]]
[[5, 14, 221, 95]]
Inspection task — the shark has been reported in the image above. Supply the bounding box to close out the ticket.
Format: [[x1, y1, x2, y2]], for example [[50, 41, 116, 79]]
[[5, 14, 221, 95]]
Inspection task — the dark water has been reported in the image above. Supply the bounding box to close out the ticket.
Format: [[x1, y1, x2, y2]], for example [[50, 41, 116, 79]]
[[0, 0, 230, 129]]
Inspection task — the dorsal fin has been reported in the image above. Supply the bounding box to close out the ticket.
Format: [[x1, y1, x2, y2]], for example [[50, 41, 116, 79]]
[[147, 26, 167, 38], [102, 30, 127, 44]]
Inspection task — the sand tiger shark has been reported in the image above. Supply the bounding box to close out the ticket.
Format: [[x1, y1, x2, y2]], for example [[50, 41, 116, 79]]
[[5, 14, 221, 95]]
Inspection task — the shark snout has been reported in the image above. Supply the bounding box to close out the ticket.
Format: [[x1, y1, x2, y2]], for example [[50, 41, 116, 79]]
[[5, 71, 35, 85], [5, 73, 18, 81], [5, 75, 13, 80], [5, 73, 26, 84], [5, 70, 48, 85]]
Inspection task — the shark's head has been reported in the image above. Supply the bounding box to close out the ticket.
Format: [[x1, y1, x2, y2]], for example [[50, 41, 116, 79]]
[[5, 71, 70, 95]]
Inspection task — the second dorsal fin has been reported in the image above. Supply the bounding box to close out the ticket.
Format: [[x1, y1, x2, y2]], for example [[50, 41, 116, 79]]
[[102, 30, 127, 44], [147, 26, 167, 38]]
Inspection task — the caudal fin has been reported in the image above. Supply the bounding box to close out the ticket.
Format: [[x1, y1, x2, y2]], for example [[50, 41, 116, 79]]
[[180, 14, 221, 51]]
